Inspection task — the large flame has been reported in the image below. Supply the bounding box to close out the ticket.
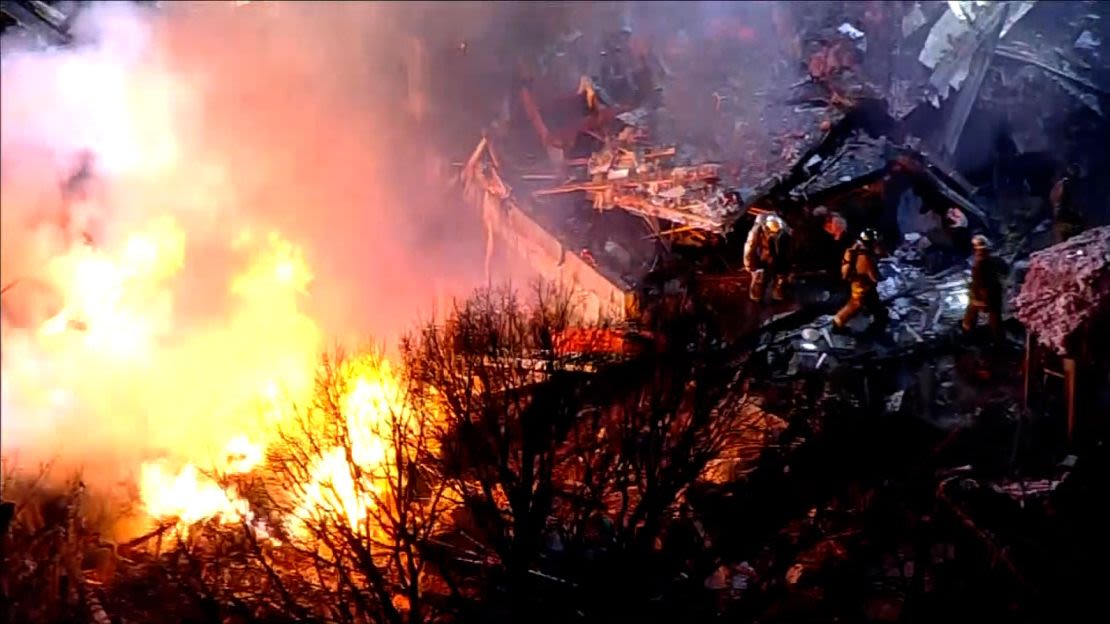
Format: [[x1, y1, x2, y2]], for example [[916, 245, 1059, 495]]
[[5, 184, 415, 533], [0, 2, 463, 540], [139, 462, 252, 526], [133, 233, 420, 534], [37, 217, 185, 357], [285, 356, 422, 541]]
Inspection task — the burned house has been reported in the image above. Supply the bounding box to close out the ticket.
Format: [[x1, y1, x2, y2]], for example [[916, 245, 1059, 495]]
[[456, 1, 1106, 346], [461, 32, 834, 321], [3, 2, 1108, 622]]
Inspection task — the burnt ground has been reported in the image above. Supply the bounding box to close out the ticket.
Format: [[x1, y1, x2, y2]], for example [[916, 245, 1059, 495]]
[[679, 336, 1106, 624], [623, 236, 1107, 624]]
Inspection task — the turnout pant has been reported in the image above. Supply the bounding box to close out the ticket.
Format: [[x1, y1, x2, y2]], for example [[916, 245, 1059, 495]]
[[749, 267, 786, 302], [962, 299, 1002, 339], [834, 282, 885, 329]]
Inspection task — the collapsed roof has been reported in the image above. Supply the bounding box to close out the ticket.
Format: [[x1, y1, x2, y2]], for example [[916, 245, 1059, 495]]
[[466, 2, 1100, 319], [1013, 225, 1110, 355]]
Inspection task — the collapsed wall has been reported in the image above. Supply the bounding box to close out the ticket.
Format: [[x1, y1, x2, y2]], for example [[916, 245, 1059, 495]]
[[462, 138, 634, 322]]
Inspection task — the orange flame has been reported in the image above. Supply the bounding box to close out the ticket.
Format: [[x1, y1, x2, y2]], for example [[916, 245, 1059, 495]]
[[286, 357, 406, 540], [0, 2, 459, 548], [139, 461, 251, 526]]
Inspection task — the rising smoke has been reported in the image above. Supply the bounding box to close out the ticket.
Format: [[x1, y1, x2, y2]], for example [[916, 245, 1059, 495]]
[[0, 0, 775, 526], [0, 1, 499, 510]]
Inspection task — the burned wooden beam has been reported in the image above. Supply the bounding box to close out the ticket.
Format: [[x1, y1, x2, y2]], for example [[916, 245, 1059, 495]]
[[922, 165, 988, 224], [609, 192, 727, 233], [892, 147, 988, 225], [0, 0, 71, 45], [940, 3, 1009, 161], [995, 42, 1110, 97], [519, 87, 552, 147], [532, 181, 614, 197]]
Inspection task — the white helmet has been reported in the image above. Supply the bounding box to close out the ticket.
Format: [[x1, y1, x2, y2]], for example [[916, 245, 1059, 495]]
[[763, 214, 785, 233]]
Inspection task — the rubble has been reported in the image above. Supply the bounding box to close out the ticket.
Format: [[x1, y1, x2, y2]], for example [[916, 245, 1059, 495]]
[[487, 23, 838, 302], [784, 0, 1110, 153], [452, 17, 1107, 619], [790, 133, 889, 200], [901, 3, 929, 37], [919, 4, 988, 97], [461, 136, 636, 321], [991, 477, 1065, 505], [1013, 226, 1110, 355], [936, 3, 1010, 158], [916, 1, 1037, 105], [534, 147, 738, 236]]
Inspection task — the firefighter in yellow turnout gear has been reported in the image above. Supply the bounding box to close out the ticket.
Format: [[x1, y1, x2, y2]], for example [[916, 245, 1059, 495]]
[[962, 235, 1006, 341], [833, 228, 887, 332], [744, 213, 791, 303]]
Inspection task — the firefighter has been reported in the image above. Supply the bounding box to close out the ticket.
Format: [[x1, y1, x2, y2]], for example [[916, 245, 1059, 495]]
[[962, 235, 1006, 340], [1049, 163, 1084, 243], [744, 213, 791, 302], [832, 228, 886, 332]]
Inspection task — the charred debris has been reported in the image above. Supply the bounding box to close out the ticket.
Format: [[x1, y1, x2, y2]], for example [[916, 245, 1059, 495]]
[[458, 1, 1110, 620]]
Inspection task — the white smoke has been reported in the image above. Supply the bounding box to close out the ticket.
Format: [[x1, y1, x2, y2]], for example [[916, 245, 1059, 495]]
[[0, 1, 492, 513]]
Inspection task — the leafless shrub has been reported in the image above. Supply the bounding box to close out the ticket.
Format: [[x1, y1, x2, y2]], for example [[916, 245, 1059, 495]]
[[403, 281, 747, 618], [252, 348, 453, 624], [3, 281, 759, 623], [1, 462, 120, 624], [402, 282, 599, 602], [117, 347, 453, 624]]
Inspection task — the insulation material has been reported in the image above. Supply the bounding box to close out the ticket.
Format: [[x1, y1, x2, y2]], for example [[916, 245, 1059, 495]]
[[1013, 226, 1110, 355]]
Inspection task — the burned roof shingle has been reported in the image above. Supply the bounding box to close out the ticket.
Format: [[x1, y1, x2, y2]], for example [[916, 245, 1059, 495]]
[[1013, 225, 1110, 355]]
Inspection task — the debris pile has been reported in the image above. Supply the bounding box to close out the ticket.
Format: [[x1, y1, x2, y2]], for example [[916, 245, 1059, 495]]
[[535, 142, 739, 235], [1013, 225, 1110, 354], [790, 134, 890, 200], [754, 259, 976, 380]]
